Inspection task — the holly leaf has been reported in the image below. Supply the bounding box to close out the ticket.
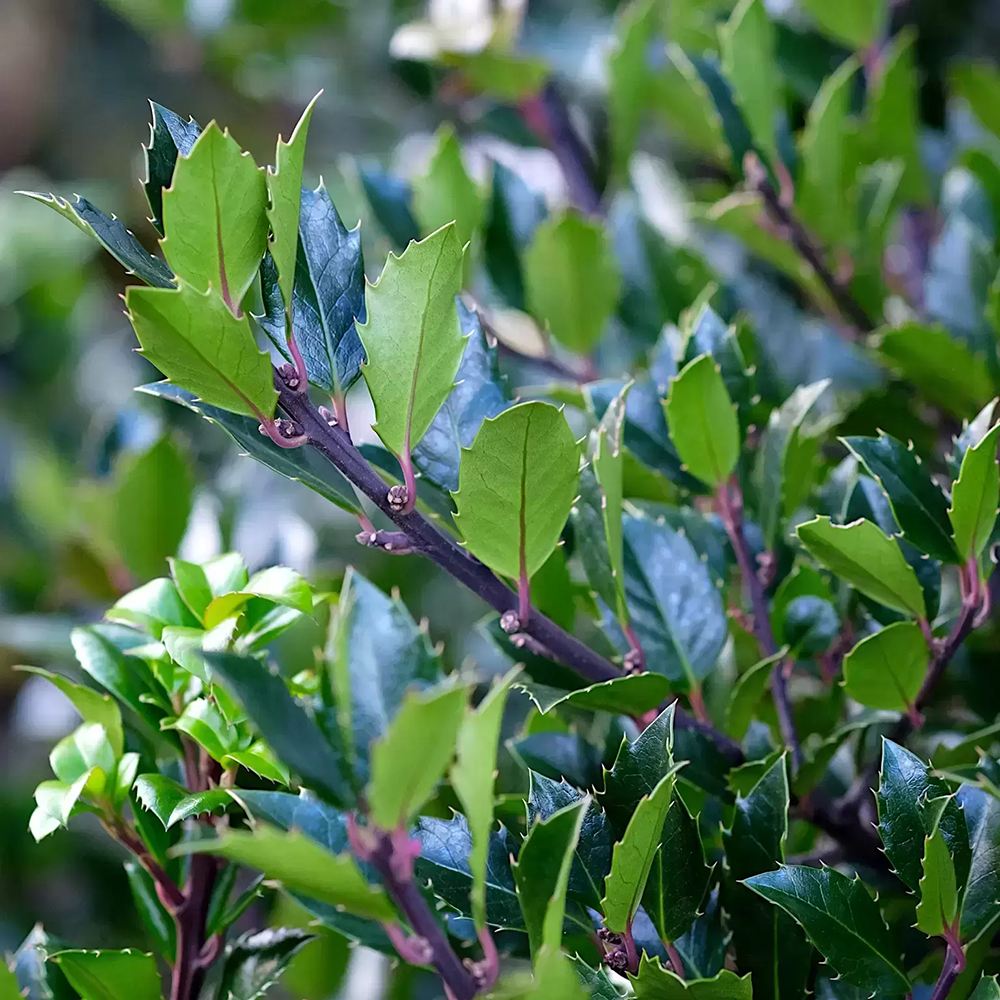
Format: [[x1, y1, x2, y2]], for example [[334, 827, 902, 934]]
[[177, 825, 395, 921], [126, 283, 277, 419], [744, 866, 910, 997], [451, 668, 519, 929], [216, 927, 313, 1000], [50, 950, 163, 1000], [842, 621, 928, 715], [970, 978, 1000, 1000], [524, 212, 621, 353], [359, 224, 465, 456], [844, 434, 959, 563], [800, 0, 885, 49], [724, 650, 786, 741], [266, 92, 320, 312], [161, 121, 268, 309], [630, 955, 752, 998], [18, 192, 175, 288], [949, 421, 1000, 561], [367, 684, 468, 830], [412, 125, 484, 245], [453, 401, 579, 581], [518, 674, 672, 717], [143, 102, 202, 234], [665, 354, 739, 488], [915, 817, 959, 939], [796, 517, 925, 617], [959, 785, 1000, 945]]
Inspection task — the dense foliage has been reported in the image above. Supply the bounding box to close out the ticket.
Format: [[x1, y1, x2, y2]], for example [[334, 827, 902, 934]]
[[8, 0, 1000, 997]]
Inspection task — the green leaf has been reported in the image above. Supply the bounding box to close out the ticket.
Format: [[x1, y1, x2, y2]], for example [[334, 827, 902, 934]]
[[796, 58, 857, 246], [49, 722, 115, 788], [800, 0, 885, 49], [203, 566, 313, 628], [971, 978, 1000, 1000], [952, 62, 1000, 138], [134, 774, 230, 829], [367, 684, 468, 830], [358, 165, 419, 251], [719, 0, 778, 160], [844, 434, 959, 563], [223, 742, 290, 786], [664, 355, 739, 488], [0, 959, 18, 1000], [451, 668, 519, 929], [796, 516, 925, 617], [107, 576, 196, 638], [163, 697, 239, 762], [18, 192, 175, 288], [949, 421, 1000, 561], [876, 323, 993, 415], [957, 785, 1000, 944], [622, 515, 727, 688], [842, 621, 928, 714], [915, 821, 959, 938], [512, 799, 589, 955], [29, 771, 94, 841], [217, 927, 313, 1000], [16, 666, 123, 758], [443, 52, 549, 101], [453, 401, 579, 581], [359, 223, 465, 456], [143, 102, 202, 234], [723, 650, 786, 740], [412, 125, 484, 246], [592, 384, 630, 621], [110, 436, 193, 581], [608, 0, 658, 178], [523, 212, 621, 353], [177, 825, 395, 921], [50, 950, 163, 1000], [744, 866, 910, 997], [127, 283, 278, 419], [207, 652, 353, 807], [631, 955, 752, 999], [138, 382, 360, 514], [161, 121, 268, 309], [518, 674, 672, 717], [266, 93, 320, 312], [602, 769, 677, 933]]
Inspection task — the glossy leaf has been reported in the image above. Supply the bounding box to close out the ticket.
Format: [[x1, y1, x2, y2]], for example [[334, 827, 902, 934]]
[[518, 673, 671, 717], [216, 927, 313, 1000], [143, 102, 202, 234], [161, 121, 268, 308], [842, 622, 928, 714], [796, 517, 925, 617], [454, 401, 578, 581], [949, 421, 1000, 561], [959, 785, 1000, 944], [50, 950, 162, 1000], [915, 822, 959, 938], [412, 125, 484, 245], [359, 224, 465, 456], [592, 384, 630, 621], [524, 212, 621, 353], [127, 283, 278, 419], [631, 956, 752, 999]]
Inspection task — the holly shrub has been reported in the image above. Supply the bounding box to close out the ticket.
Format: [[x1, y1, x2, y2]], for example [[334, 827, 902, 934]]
[[9, 0, 1000, 998]]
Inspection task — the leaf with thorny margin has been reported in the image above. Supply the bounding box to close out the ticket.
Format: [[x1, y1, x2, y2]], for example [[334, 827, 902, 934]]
[[512, 798, 589, 956], [160, 121, 268, 310], [266, 92, 321, 313], [359, 223, 466, 458], [137, 382, 360, 514], [970, 978, 1000, 1000], [664, 354, 739, 489], [176, 825, 396, 921], [50, 949, 163, 1000], [453, 400, 579, 582], [843, 434, 960, 564], [630, 955, 752, 998], [959, 784, 1000, 945], [126, 283, 277, 419], [18, 192, 175, 288], [744, 866, 910, 997], [796, 516, 926, 617], [517, 673, 672, 717], [915, 812, 960, 939], [367, 683, 468, 830], [216, 927, 314, 1000], [143, 102, 202, 234], [450, 668, 520, 930], [949, 420, 1000, 562], [602, 769, 678, 934], [842, 621, 928, 715]]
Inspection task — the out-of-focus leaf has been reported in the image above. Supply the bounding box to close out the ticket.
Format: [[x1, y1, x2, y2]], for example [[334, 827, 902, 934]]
[[952, 62, 1000, 138], [800, 0, 885, 49], [50, 950, 162, 1000], [412, 125, 484, 245]]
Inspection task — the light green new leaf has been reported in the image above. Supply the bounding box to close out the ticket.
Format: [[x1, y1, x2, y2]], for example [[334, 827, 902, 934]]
[[359, 224, 466, 456], [800, 0, 885, 49], [665, 354, 739, 488], [451, 668, 520, 929], [0, 959, 18, 1000], [454, 401, 579, 581], [592, 384, 630, 620], [266, 92, 321, 311], [631, 955, 753, 998], [203, 565, 313, 628], [412, 125, 484, 246], [16, 666, 123, 758], [367, 684, 468, 830], [949, 421, 1000, 561], [161, 122, 268, 308], [796, 517, 925, 617], [30, 770, 95, 841], [842, 622, 928, 714], [176, 824, 395, 921], [51, 949, 163, 1000], [126, 283, 278, 419], [513, 799, 588, 956], [970, 977, 1000, 1000], [524, 212, 621, 353], [952, 62, 1000, 138], [719, 0, 778, 160], [915, 824, 959, 938], [601, 769, 677, 933]]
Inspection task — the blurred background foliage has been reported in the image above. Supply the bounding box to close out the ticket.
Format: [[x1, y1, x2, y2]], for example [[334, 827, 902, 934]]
[[2, 0, 1000, 996]]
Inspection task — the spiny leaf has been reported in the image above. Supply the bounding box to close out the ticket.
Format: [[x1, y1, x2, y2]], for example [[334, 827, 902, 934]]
[[949, 420, 1000, 561], [359, 224, 466, 456], [630, 955, 752, 998], [216, 927, 314, 1000], [50, 949, 163, 1000], [915, 820, 959, 939], [842, 621, 928, 714], [143, 102, 202, 234]]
